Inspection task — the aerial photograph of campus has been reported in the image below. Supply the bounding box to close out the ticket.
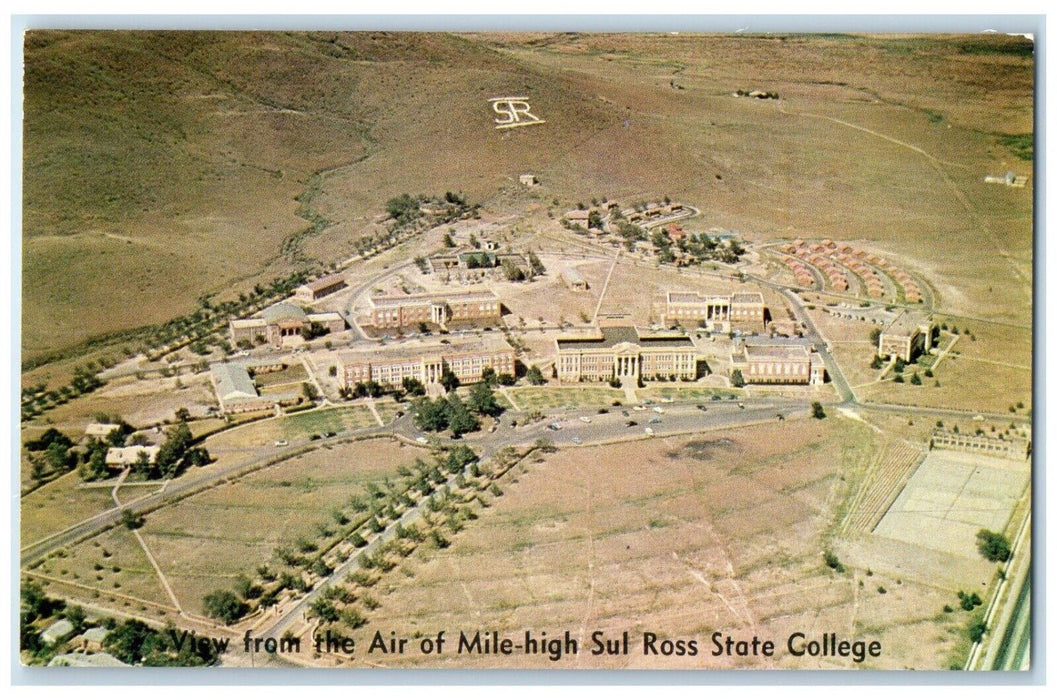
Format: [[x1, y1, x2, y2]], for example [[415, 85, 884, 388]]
[[18, 30, 1033, 671]]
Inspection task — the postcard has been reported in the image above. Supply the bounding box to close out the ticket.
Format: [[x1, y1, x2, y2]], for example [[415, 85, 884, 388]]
[[18, 27, 1034, 672]]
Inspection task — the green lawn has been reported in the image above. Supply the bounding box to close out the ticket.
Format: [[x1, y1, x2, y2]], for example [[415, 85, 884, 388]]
[[508, 386, 626, 410]]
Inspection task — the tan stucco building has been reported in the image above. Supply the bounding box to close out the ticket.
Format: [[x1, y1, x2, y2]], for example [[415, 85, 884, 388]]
[[341, 335, 514, 388], [555, 324, 698, 382]]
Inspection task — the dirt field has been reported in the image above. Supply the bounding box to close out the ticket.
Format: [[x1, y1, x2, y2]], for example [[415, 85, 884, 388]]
[[338, 417, 974, 670], [138, 438, 419, 615], [29, 525, 173, 611], [25, 371, 218, 431]]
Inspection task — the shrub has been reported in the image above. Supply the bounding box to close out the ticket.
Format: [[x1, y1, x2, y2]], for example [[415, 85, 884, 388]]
[[976, 529, 1012, 562]]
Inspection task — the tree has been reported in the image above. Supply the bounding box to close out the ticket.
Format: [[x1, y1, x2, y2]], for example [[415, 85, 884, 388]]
[[480, 367, 497, 386], [309, 598, 339, 623], [976, 529, 1012, 562], [402, 376, 426, 396], [910, 373, 922, 385], [811, 402, 826, 419], [526, 365, 545, 386], [730, 369, 745, 388], [443, 232, 455, 248], [445, 394, 479, 437], [869, 327, 882, 344], [155, 420, 193, 478], [46, 440, 73, 472], [496, 373, 516, 386], [468, 382, 501, 417], [439, 369, 460, 394], [302, 382, 320, 402], [413, 397, 449, 432], [588, 210, 604, 229], [203, 590, 246, 624]]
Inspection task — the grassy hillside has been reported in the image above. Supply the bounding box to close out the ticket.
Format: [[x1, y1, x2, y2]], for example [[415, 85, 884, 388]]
[[22, 31, 1034, 363]]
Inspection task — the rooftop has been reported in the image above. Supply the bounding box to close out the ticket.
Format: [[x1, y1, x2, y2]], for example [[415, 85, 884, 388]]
[[300, 273, 346, 293], [742, 342, 811, 361], [367, 290, 498, 309], [48, 652, 129, 668], [259, 303, 307, 324], [731, 292, 765, 305], [556, 326, 694, 351], [210, 362, 259, 401], [883, 310, 931, 337], [666, 291, 730, 305], [340, 334, 513, 365]]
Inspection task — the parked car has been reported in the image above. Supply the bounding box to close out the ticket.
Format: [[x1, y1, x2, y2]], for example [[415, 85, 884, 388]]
[[644, 427, 655, 436], [625, 420, 638, 427], [571, 436, 583, 445], [274, 439, 289, 447], [579, 416, 592, 423]]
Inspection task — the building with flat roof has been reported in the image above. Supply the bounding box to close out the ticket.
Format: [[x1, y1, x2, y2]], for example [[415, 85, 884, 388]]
[[365, 290, 501, 330], [293, 273, 347, 302], [730, 340, 825, 385], [663, 290, 767, 331], [48, 652, 129, 668], [84, 422, 122, 439], [555, 325, 698, 382], [230, 303, 345, 349], [105, 445, 160, 469], [878, 311, 934, 362], [341, 335, 515, 388]]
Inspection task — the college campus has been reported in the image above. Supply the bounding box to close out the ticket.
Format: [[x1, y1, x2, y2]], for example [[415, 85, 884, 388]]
[[19, 31, 1033, 673]]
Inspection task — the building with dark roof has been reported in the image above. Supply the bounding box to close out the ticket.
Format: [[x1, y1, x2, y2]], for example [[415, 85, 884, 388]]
[[555, 325, 698, 382]]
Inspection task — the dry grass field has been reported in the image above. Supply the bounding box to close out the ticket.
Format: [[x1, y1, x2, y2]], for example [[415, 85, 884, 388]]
[[346, 418, 972, 669], [30, 526, 172, 611], [63, 438, 420, 616], [23, 32, 1032, 365], [21, 472, 120, 546]]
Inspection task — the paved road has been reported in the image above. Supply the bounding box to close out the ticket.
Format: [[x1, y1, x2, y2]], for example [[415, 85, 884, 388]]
[[19, 420, 400, 565]]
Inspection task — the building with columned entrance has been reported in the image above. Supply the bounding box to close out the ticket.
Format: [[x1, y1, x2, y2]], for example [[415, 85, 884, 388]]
[[340, 335, 514, 389], [554, 323, 698, 383], [663, 290, 767, 331], [364, 290, 501, 330]]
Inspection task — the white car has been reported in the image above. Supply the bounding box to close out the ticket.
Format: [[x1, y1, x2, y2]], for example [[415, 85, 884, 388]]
[[415, 436, 429, 445], [644, 427, 655, 436], [633, 405, 647, 411], [579, 416, 592, 423], [653, 406, 665, 414], [660, 397, 675, 404], [274, 439, 289, 447]]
